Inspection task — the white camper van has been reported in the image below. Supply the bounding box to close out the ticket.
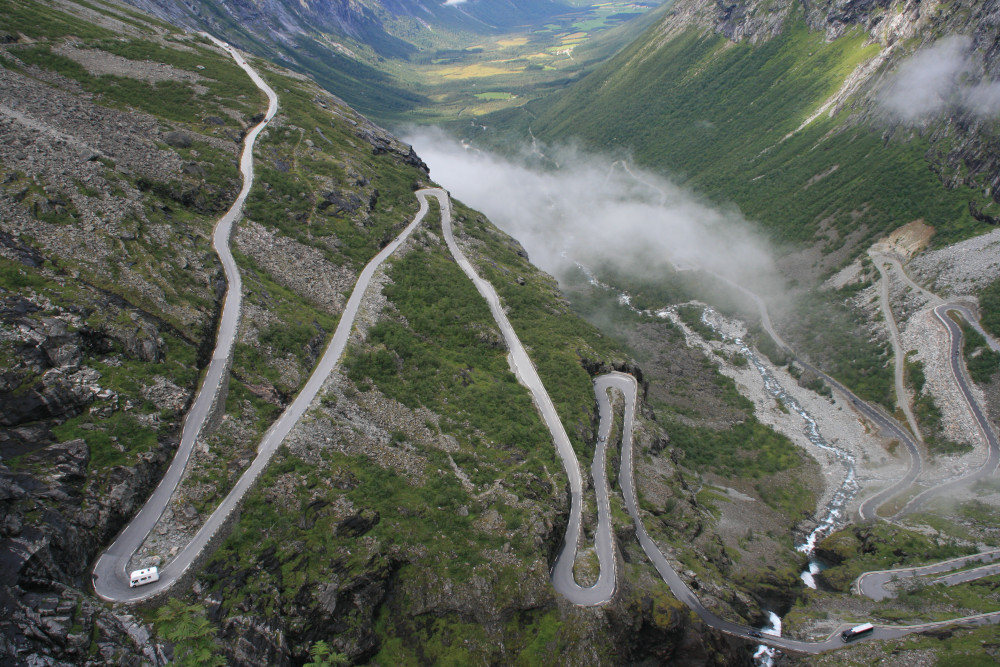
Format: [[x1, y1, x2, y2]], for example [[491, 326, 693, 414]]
[[840, 622, 874, 641], [129, 566, 159, 588]]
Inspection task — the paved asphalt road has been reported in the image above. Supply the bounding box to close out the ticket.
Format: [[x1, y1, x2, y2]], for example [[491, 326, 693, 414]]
[[874, 258, 923, 442], [434, 190, 616, 605], [92, 42, 438, 598], [597, 373, 861, 653], [857, 549, 1000, 600], [598, 372, 1000, 653], [92, 36, 278, 602], [95, 182, 621, 603], [704, 273, 923, 521], [95, 177, 435, 600], [936, 562, 1000, 586], [866, 257, 999, 515], [90, 131, 1000, 651], [607, 164, 997, 522], [897, 305, 1000, 514]]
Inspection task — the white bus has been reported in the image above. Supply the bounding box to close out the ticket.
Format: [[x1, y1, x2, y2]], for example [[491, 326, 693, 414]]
[[129, 567, 160, 588], [840, 622, 874, 641]]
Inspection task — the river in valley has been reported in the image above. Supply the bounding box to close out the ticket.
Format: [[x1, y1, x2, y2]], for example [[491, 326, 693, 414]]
[[695, 308, 860, 663]]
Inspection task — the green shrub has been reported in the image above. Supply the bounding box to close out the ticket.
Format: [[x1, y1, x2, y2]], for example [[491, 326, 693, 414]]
[[665, 416, 802, 479], [961, 322, 1000, 384], [980, 277, 1000, 338]]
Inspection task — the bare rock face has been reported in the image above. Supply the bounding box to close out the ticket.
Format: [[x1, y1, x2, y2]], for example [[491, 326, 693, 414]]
[[0, 266, 193, 664], [221, 616, 292, 667], [142, 377, 190, 413], [0, 582, 166, 666], [0, 434, 172, 664]]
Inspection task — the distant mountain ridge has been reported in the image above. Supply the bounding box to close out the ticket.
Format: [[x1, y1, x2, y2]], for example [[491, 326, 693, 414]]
[[119, 0, 574, 119], [128, 0, 574, 46]]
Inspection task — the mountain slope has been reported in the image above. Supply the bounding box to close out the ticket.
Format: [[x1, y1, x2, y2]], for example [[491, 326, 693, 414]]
[[119, 0, 576, 121], [522, 0, 1000, 255], [0, 1, 771, 664], [486, 0, 1000, 414]]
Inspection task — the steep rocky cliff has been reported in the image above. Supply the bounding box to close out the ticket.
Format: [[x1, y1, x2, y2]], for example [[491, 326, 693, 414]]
[[674, 0, 1000, 207]]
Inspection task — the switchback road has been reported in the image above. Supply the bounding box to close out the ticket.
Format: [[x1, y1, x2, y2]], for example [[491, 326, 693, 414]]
[[702, 272, 923, 521], [898, 304, 1000, 514], [93, 35, 278, 601], [874, 256, 923, 443], [597, 372, 1000, 653], [93, 172, 620, 601], [94, 180, 437, 599], [869, 256, 999, 516], [435, 191, 616, 605], [857, 549, 1000, 601]]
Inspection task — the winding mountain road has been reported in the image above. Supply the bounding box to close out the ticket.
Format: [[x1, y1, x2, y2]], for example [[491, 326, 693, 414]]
[[87, 72, 1000, 657], [92, 40, 445, 602], [596, 371, 1000, 653], [700, 272, 923, 521], [857, 549, 1000, 601], [898, 304, 1000, 513], [874, 257, 923, 443], [91, 100, 618, 602], [867, 255, 1000, 516], [603, 160, 996, 522], [95, 182, 436, 600], [93, 36, 278, 601], [436, 191, 617, 605]]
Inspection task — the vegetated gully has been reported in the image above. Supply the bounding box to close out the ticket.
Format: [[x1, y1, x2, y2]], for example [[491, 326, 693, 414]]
[[603, 161, 924, 522], [699, 310, 859, 585], [578, 266, 860, 649], [582, 163, 1000, 651], [608, 162, 996, 522], [580, 265, 859, 589]]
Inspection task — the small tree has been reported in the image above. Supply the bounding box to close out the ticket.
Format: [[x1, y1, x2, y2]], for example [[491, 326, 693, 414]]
[[305, 640, 350, 666], [153, 599, 225, 667]]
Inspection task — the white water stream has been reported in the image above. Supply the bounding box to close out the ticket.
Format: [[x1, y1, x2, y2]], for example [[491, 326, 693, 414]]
[[695, 308, 859, 663], [573, 268, 860, 661], [753, 611, 783, 665]]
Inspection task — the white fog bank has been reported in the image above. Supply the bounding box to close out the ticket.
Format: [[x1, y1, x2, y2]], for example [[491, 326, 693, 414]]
[[406, 129, 778, 293]]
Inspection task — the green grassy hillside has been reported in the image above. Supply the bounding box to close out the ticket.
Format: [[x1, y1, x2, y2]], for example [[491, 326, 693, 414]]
[[526, 14, 994, 252]]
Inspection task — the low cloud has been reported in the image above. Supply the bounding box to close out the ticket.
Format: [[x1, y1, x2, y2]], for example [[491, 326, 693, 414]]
[[879, 35, 1000, 122], [406, 129, 778, 296]]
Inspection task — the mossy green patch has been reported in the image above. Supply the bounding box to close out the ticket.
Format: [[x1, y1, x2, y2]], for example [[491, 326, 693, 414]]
[[666, 417, 803, 479], [961, 320, 1000, 385], [0, 0, 113, 39], [817, 523, 969, 592], [451, 200, 622, 456], [980, 277, 1000, 338]]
